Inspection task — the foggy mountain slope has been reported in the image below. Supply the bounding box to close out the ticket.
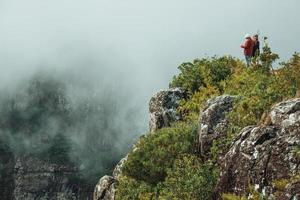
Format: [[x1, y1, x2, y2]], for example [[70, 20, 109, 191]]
[[0, 1, 299, 199], [0, 69, 146, 199]]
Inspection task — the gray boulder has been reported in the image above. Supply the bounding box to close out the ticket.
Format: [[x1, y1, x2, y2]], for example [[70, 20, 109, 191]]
[[93, 176, 115, 200], [215, 98, 300, 199], [270, 98, 300, 128], [149, 88, 186, 132], [112, 156, 128, 179], [198, 95, 235, 159], [93, 156, 127, 200]]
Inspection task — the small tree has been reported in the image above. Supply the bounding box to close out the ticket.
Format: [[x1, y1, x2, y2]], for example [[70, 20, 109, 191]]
[[258, 37, 279, 73]]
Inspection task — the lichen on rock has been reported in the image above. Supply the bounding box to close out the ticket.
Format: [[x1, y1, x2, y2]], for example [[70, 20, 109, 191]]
[[93, 175, 115, 200], [93, 155, 128, 200], [149, 88, 186, 132], [198, 95, 235, 159], [215, 98, 300, 199]]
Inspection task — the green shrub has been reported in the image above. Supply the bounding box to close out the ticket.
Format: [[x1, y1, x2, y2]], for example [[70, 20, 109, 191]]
[[272, 179, 289, 191], [276, 53, 300, 97], [256, 41, 279, 72], [170, 56, 239, 95], [115, 176, 155, 200], [224, 68, 280, 128], [178, 85, 221, 118], [158, 154, 218, 200], [222, 193, 247, 200], [122, 121, 197, 184], [224, 53, 300, 136]]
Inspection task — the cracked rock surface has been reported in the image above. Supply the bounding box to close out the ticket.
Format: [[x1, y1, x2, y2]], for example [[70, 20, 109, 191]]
[[93, 156, 127, 200], [149, 88, 186, 132], [214, 98, 300, 199], [198, 95, 235, 160], [93, 176, 115, 200]]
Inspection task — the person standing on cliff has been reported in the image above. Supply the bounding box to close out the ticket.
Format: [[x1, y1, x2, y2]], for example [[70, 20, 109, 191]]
[[241, 34, 254, 66], [252, 34, 260, 57]]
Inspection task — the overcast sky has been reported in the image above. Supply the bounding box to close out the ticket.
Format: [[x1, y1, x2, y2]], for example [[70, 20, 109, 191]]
[[0, 0, 299, 125]]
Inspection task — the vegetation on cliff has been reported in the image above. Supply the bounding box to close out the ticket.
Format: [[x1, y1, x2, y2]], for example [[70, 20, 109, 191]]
[[115, 42, 300, 199]]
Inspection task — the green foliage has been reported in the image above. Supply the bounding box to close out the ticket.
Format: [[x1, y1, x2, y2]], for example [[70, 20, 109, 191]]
[[117, 155, 218, 200], [277, 53, 300, 97], [158, 155, 218, 200], [256, 39, 279, 72], [115, 176, 155, 200], [225, 68, 281, 128], [116, 47, 300, 199], [293, 145, 300, 158], [122, 121, 197, 184], [179, 85, 221, 117], [224, 52, 300, 133], [222, 186, 265, 200], [222, 193, 247, 200], [170, 56, 239, 95], [272, 179, 289, 191], [210, 136, 232, 162], [170, 61, 204, 95], [170, 56, 242, 118], [271, 176, 300, 198]]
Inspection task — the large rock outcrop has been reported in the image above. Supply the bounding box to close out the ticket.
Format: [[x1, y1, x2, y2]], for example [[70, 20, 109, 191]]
[[94, 88, 186, 200], [198, 95, 235, 159], [93, 157, 127, 200], [215, 98, 300, 199], [149, 88, 186, 132], [93, 176, 115, 200]]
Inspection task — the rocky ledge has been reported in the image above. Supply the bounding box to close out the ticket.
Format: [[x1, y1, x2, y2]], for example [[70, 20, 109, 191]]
[[215, 98, 300, 199], [149, 88, 186, 132], [198, 95, 235, 160], [93, 93, 300, 199], [93, 157, 127, 200]]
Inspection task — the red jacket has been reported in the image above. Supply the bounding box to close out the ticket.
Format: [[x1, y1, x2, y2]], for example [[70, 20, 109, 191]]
[[241, 38, 254, 56]]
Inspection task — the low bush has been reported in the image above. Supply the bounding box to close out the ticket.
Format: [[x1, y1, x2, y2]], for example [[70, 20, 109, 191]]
[[122, 121, 197, 184], [158, 154, 217, 200], [115, 176, 155, 200]]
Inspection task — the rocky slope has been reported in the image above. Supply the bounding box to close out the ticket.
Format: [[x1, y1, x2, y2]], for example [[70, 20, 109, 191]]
[[215, 98, 300, 199], [198, 95, 235, 160], [0, 153, 92, 200], [93, 90, 300, 199], [93, 88, 185, 200]]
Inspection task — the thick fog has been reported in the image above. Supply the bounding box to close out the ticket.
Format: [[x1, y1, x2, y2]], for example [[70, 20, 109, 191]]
[[0, 0, 299, 91], [0, 0, 299, 181]]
